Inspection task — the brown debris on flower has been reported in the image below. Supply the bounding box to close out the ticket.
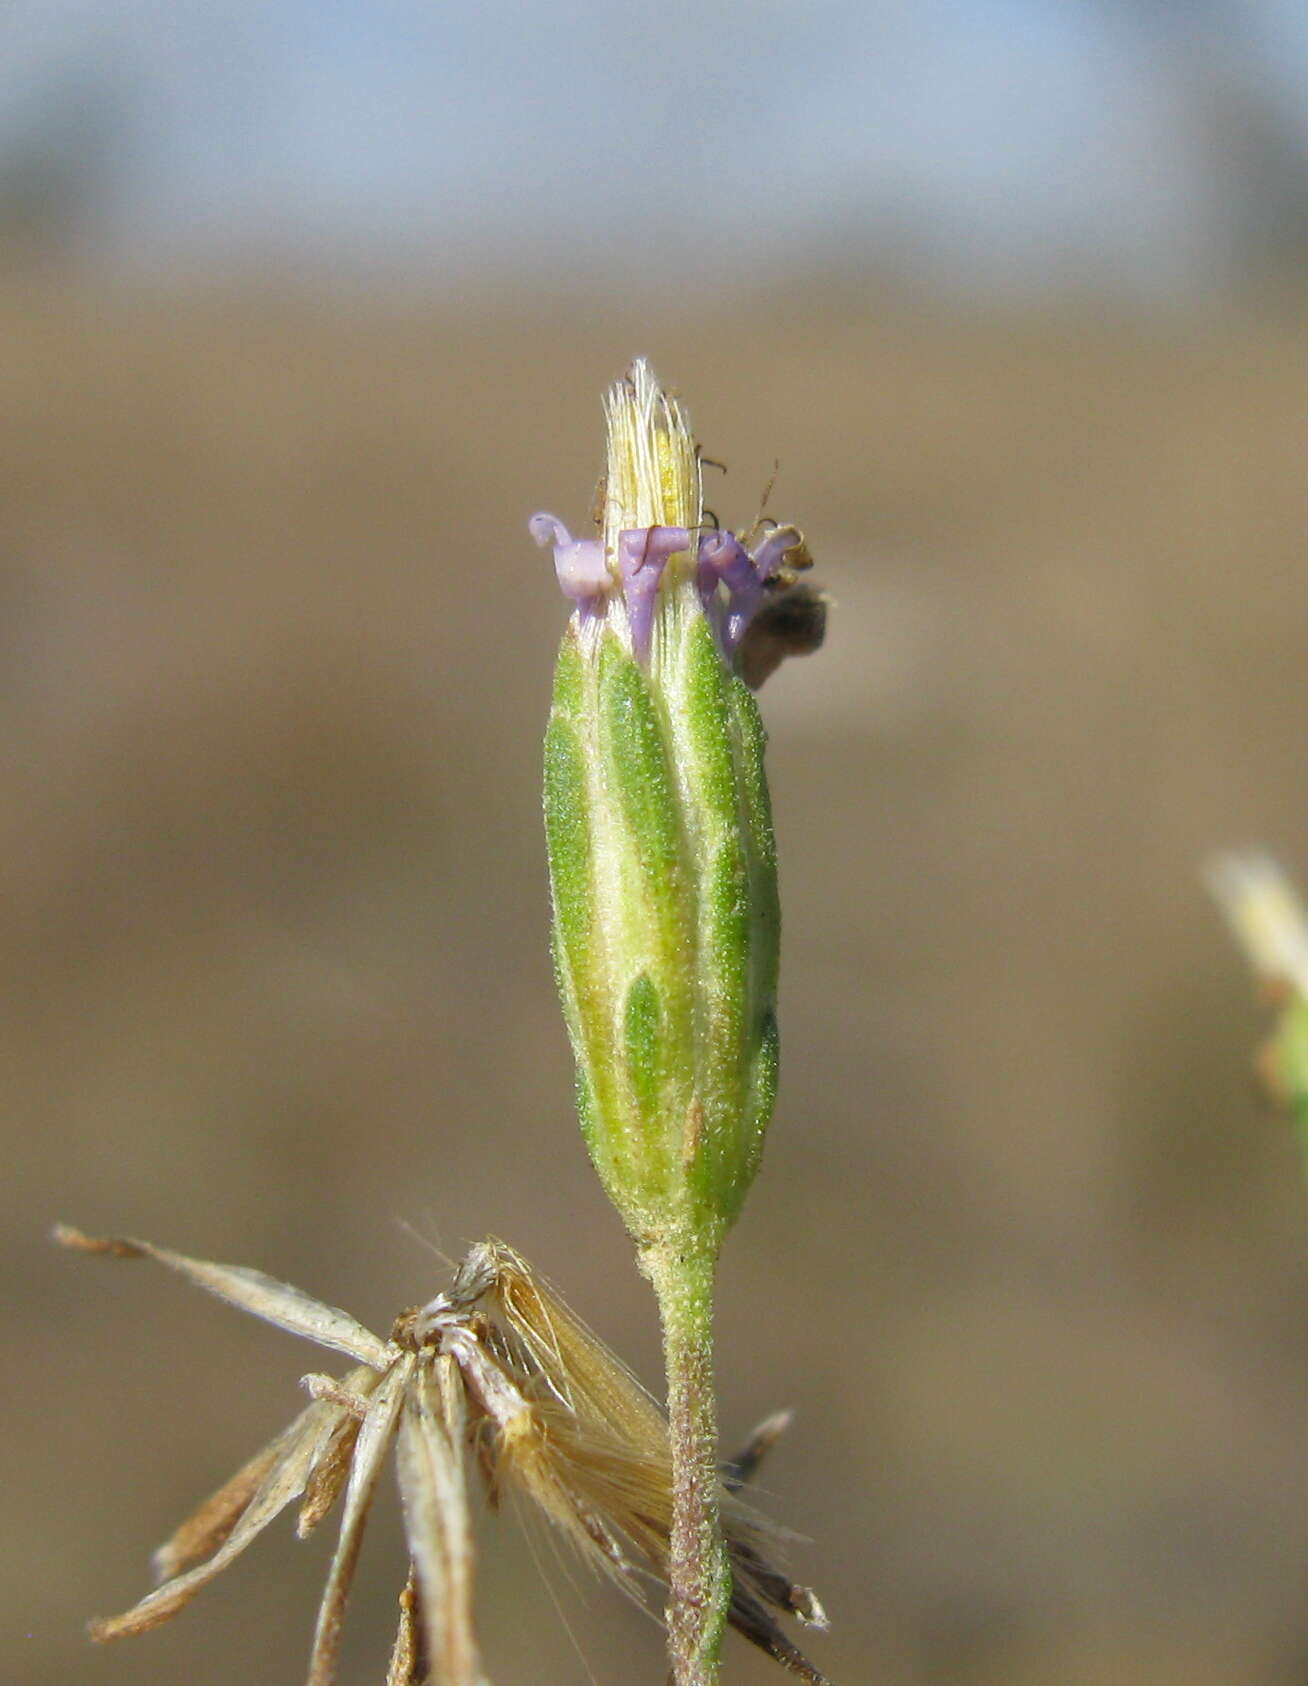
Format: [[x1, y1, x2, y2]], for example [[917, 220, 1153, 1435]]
[[54, 1225, 830, 1685]]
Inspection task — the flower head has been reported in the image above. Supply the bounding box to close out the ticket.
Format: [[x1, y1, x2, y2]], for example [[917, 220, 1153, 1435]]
[[531, 358, 819, 677], [534, 361, 829, 1259]]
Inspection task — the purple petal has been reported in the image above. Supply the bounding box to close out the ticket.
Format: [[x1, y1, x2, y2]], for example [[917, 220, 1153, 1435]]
[[617, 526, 690, 663], [528, 512, 569, 549], [748, 524, 804, 580], [530, 511, 611, 614], [698, 530, 766, 653]]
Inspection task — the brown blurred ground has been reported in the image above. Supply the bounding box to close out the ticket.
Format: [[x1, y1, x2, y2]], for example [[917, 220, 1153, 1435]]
[[8, 269, 1308, 1685]]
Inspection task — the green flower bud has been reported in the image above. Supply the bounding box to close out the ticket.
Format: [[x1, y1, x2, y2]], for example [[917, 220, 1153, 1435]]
[[531, 361, 805, 1255]]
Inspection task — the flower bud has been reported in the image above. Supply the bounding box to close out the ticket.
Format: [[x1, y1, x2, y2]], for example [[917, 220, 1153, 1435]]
[[533, 361, 807, 1255]]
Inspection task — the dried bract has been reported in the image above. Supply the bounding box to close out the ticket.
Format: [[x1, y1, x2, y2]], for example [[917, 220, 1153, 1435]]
[[56, 1227, 830, 1684]]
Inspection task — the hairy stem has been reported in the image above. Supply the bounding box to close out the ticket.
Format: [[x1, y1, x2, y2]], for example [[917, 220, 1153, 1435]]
[[642, 1240, 731, 1686]]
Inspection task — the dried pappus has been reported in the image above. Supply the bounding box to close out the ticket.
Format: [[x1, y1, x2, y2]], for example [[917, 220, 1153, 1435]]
[[55, 1226, 830, 1685]]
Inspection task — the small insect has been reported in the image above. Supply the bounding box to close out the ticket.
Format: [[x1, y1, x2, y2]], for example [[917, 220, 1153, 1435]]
[[55, 1227, 830, 1686], [576, 448, 827, 691], [736, 474, 828, 689], [739, 578, 829, 691]]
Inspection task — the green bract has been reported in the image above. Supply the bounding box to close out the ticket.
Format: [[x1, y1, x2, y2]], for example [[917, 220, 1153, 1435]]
[[545, 591, 779, 1253]]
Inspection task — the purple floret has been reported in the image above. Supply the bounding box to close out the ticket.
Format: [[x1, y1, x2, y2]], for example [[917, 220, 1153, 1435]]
[[530, 513, 611, 622], [532, 512, 795, 669], [696, 531, 767, 655], [617, 526, 691, 664]]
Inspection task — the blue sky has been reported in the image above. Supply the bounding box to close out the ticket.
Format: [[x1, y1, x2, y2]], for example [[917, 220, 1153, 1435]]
[[4, 0, 1308, 299]]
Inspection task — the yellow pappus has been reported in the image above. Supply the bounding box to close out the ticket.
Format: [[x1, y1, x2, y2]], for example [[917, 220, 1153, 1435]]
[[55, 1226, 831, 1686]]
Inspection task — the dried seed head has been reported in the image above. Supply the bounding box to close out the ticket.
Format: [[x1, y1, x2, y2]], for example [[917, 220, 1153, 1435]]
[[58, 1227, 830, 1684]]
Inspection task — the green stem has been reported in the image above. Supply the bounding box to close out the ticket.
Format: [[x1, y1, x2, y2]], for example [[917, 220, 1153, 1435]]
[[642, 1240, 732, 1686]]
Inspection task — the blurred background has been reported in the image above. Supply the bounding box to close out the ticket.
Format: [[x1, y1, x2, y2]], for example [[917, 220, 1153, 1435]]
[[8, 3, 1308, 1683]]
